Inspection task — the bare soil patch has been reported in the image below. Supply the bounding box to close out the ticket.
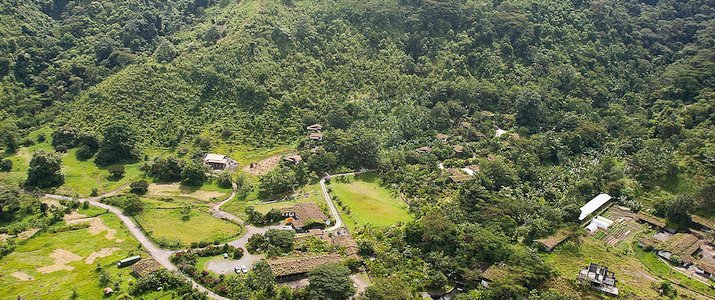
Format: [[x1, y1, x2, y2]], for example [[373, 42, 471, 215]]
[[62, 211, 88, 221], [11, 271, 34, 281], [37, 249, 82, 274], [243, 154, 281, 176], [85, 247, 120, 264], [17, 228, 39, 240], [65, 217, 121, 242], [0, 233, 11, 242]]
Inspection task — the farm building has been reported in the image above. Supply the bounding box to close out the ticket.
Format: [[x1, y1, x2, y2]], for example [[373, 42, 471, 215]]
[[283, 155, 303, 164], [202, 153, 237, 171], [309, 132, 323, 141], [306, 124, 322, 131], [494, 128, 507, 138], [579, 194, 612, 220], [635, 212, 667, 229], [131, 257, 162, 278], [415, 146, 433, 154], [577, 263, 619, 296], [535, 228, 572, 252], [446, 168, 471, 183], [281, 202, 329, 232], [452, 145, 465, 153], [480, 264, 509, 287], [586, 216, 614, 234], [267, 253, 342, 281], [436, 133, 449, 142]]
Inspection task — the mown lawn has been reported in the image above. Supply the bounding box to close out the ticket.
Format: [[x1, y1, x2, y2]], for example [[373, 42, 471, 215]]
[[0, 209, 146, 299], [145, 180, 232, 203], [134, 206, 243, 247], [329, 173, 411, 230]]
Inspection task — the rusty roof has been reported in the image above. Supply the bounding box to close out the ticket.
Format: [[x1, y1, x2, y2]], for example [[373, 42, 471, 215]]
[[267, 253, 342, 277]]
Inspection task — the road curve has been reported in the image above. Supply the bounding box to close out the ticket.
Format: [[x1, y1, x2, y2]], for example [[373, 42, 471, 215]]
[[41, 169, 370, 299], [44, 192, 230, 300], [320, 169, 372, 232]]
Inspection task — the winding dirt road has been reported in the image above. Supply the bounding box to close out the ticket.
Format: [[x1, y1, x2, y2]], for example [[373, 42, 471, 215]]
[[42, 170, 365, 299]]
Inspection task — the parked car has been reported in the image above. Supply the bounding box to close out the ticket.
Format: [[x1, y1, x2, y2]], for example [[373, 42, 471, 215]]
[[241, 265, 248, 273], [234, 267, 240, 274], [223, 253, 228, 259]]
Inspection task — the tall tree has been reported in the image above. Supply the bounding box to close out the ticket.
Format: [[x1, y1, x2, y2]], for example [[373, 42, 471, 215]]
[[25, 150, 64, 188], [308, 263, 355, 300], [95, 124, 140, 165]]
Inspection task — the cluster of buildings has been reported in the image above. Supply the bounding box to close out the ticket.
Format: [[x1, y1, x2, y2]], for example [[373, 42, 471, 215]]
[[638, 214, 715, 283]]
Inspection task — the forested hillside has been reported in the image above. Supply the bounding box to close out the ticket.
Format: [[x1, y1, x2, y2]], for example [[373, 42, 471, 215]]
[[1, 0, 714, 299]]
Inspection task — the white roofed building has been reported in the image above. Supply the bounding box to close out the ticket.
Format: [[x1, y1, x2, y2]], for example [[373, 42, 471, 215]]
[[203, 153, 237, 171], [579, 194, 612, 220]]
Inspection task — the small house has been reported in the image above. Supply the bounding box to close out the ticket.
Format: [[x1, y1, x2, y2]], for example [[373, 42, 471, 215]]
[[117, 255, 141, 268], [494, 128, 508, 138], [132, 257, 162, 278], [306, 124, 322, 131], [309, 132, 323, 141], [577, 263, 619, 296], [267, 253, 342, 281], [415, 146, 433, 154], [452, 145, 465, 154], [480, 264, 509, 287], [436, 133, 449, 142], [535, 228, 572, 252], [281, 202, 329, 232], [283, 155, 303, 164], [203, 154, 237, 171]]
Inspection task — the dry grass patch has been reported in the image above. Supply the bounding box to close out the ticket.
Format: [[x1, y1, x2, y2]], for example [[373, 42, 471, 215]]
[[17, 228, 39, 240], [85, 247, 120, 264], [62, 211, 88, 221], [11, 271, 34, 281], [36, 249, 82, 274], [65, 217, 122, 242], [243, 154, 281, 176]]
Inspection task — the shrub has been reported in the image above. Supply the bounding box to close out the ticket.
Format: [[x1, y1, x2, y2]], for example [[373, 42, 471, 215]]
[[75, 144, 96, 160], [108, 165, 125, 179], [130, 180, 149, 195], [0, 159, 12, 172], [232, 247, 244, 259], [217, 172, 232, 189]]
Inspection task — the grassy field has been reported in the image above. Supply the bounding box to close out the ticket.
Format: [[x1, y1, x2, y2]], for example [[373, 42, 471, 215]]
[[0, 207, 147, 299], [329, 173, 411, 230], [134, 205, 243, 247], [145, 180, 232, 203]]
